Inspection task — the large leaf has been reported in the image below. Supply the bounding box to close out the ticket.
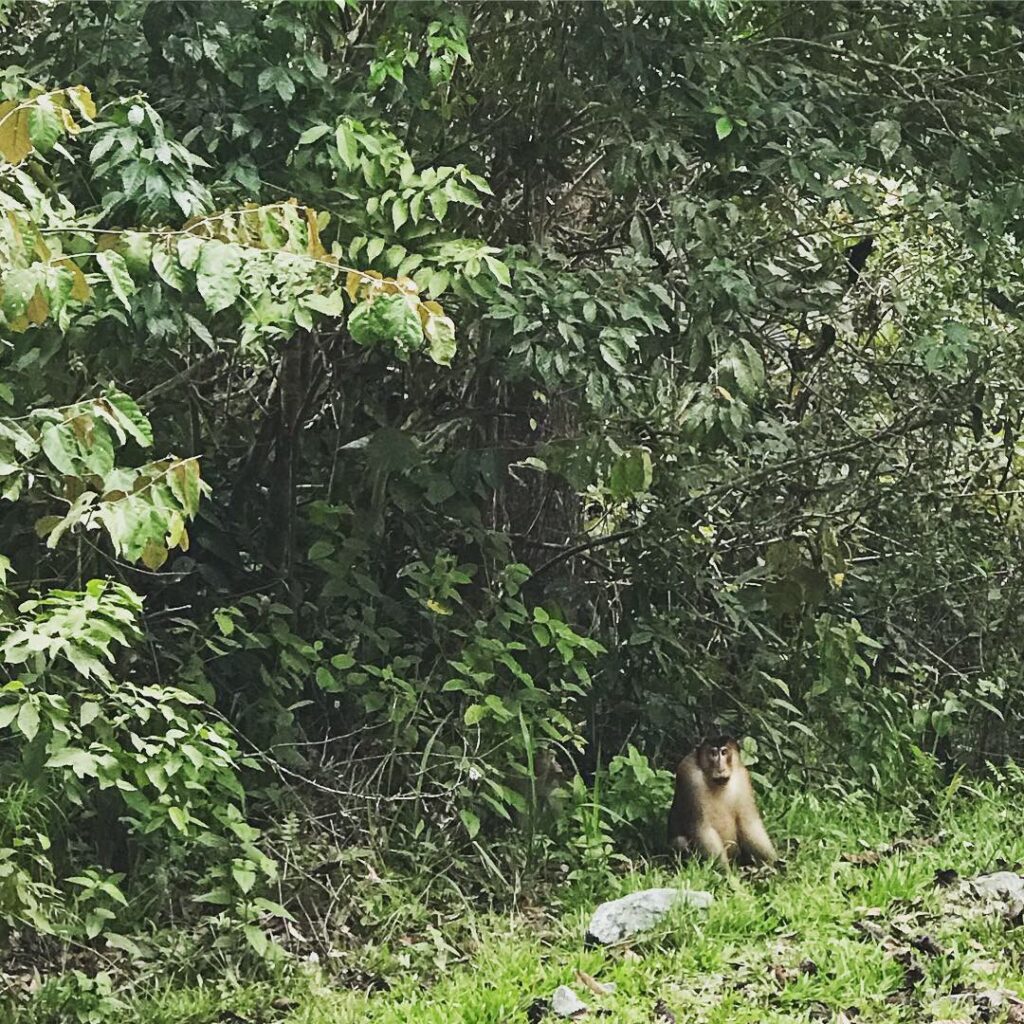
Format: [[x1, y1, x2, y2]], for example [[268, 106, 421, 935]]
[[195, 240, 242, 313], [96, 251, 136, 311]]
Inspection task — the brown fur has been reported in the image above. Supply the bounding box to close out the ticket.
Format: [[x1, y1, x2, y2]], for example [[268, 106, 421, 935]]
[[666, 737, 776, 867]]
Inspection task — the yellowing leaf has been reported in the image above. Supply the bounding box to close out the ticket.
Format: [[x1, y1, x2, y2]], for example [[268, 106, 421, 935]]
[[0, 102, 32, 164], [57, 259, 91, 302], [168, 458, 201, 515], [166, 511, 187, 550], [25, 287, 48, 326], [141, 539, 169, 570], [67, 85, 97, 121], [344, 270, 365, 303], [304, 205, 327, 258]]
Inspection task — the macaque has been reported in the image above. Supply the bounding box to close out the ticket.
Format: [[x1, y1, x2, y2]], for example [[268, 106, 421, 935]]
[[667, 736, 776, 868]]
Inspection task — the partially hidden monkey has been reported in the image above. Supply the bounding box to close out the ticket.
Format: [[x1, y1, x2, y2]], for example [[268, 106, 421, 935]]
[[667, 736, 777, 868]]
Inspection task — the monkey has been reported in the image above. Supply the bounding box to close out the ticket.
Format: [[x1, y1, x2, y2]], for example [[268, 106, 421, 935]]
[[667, 736, 776, 868]]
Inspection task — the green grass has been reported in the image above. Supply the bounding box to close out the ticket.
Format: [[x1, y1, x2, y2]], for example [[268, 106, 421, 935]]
[[20, 780, 1024, 1023]]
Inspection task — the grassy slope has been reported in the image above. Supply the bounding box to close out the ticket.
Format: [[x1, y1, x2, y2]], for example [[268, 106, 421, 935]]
[[37, 781, 1024, 1023]]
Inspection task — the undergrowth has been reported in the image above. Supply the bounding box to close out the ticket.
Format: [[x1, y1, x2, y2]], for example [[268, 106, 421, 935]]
[[14, 772, 1024, 1024]]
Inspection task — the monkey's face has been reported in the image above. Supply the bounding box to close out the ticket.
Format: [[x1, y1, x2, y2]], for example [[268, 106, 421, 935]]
[[699, 742, 735, 784]]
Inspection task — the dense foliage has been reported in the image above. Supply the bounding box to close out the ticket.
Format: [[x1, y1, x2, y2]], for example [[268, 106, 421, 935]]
[[2, 0, 1024, 1010]]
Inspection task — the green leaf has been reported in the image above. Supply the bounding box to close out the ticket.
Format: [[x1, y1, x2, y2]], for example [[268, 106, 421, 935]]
[[40, 421, 80, 476], [871, 119, 901, 161], [423, 268, 448, 300], [298, 124, 331, 146], [105, 933, 143, 958], [121, 231, 153, 275], [244, 925, 269, 956], [336, 122, 359, 170], [444, 180, 483, 207], [195, 241, 242, 313], [609, 449, 653, 498], [168, 806, 189, 833], [425, 314, 457, 366], [177, 235, 203, 270], [410, 192, 424, 223], [429, 189, 449, 221], [45, 748, 98, 777], [331, 653, 356, 670], [392, 197, 409, 231], [459, 809, 481, 840], [462, 170, 493, 195], [305, 291, 345, 317], [949, 146, 971, 183], [27, 99, 61, 154], [232, 864, 257, 894], [347, 294, 424, 356], [16, 701, 39, 741], [715, 115, 733, 140], [96, 250, 135, 311], [258, 66, 295, 102], [152, 246, 185, 291], [308, 539, 334, 561], [104, 390, 154, 447], [0, 268, 38, 323], [0, 703, 19, 729], [741, 339, 765, 389], [483, 255, 510, 287], [464, 703, 487, 726], [599, 332, 628, 373]]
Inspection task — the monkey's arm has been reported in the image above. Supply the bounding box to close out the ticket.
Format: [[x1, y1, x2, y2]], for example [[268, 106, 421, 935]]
[[738, 813, 777, 865], [693, 824, 730, 867]]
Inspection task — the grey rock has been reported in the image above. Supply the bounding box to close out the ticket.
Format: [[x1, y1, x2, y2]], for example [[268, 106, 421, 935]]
[[551, 985, 588, 1017], [970, 871, 1024, 899], [585, 887, 714, 946]]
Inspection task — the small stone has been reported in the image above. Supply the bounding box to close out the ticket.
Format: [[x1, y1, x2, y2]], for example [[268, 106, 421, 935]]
[[586, 887, 714, 946], [551, 985, 589, 1017]]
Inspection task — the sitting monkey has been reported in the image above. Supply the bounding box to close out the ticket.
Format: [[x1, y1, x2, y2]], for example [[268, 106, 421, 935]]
[[667, 735, 776, 867]]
